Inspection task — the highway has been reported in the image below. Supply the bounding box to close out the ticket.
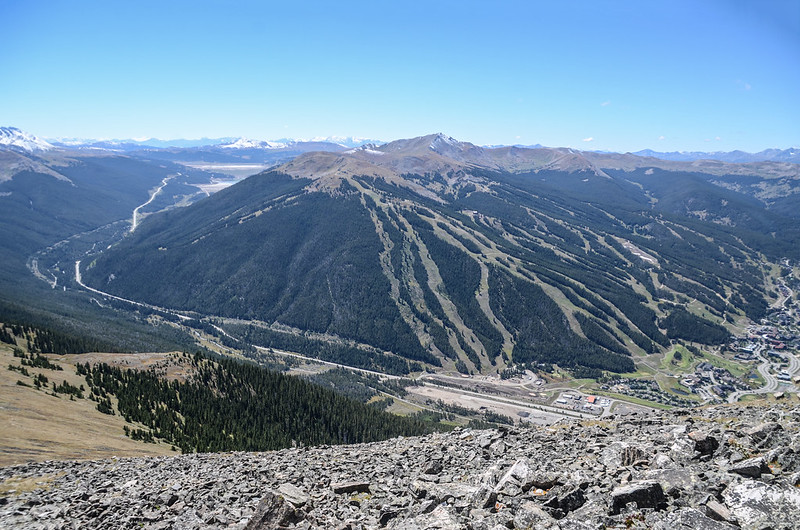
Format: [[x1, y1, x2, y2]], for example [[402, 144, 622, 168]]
[[130, 174, 176, 232], [74, 260, 192, 321]]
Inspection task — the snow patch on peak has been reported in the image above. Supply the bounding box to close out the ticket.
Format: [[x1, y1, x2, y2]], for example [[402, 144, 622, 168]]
[[219, 138, 288, 150], [48, 137, 94, 147], [350, 143, 384, 156], [0, 127, 54, 152], [429, 133, 460, 151], [310, 136, 380, 148]]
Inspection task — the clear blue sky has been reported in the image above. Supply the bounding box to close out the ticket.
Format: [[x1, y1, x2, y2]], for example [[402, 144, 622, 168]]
[[2, 0, 798, 152]]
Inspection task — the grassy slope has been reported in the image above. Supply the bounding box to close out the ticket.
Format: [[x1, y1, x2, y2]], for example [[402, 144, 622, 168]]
[[0, 345, 174, 466]]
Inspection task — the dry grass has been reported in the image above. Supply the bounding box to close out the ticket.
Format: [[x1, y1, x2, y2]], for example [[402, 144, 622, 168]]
[[0, 346, 175, 467], [61, 351, 198, 383], [0, 472, 64, 494]]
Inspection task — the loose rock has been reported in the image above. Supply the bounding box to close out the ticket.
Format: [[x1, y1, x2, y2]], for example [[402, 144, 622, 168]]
[[0, 402, 797, 530]]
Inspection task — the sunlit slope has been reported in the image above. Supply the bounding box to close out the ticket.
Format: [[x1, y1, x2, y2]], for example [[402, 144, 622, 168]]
[[83, 136, 798, 375]]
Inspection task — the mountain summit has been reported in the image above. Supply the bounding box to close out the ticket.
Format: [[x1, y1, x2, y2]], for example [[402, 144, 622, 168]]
[[279, 133, 611, 199], [0, 127, 53, 152], [279, 133, 800, 201]]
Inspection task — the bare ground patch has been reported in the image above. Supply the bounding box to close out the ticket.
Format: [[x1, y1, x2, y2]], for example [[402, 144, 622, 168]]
[[407, 385, 566, 426]]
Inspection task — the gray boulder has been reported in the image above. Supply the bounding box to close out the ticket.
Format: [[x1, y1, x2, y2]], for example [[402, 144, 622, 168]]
[[388, 504, 461, 530], [513, 500, 557, 529], [728, 456, 769, 478], [277, 483, 309, 508], [688, 431, 719, 457], [652, 507, 737, 529], [332, 481, 371, 495], [722, 480, 800, 530], [610, 480, 666, 514], [244, 491, 301, 529]]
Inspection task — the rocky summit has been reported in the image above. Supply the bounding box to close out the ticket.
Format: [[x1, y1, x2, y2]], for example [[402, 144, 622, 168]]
[[1, 402, 799, 529]]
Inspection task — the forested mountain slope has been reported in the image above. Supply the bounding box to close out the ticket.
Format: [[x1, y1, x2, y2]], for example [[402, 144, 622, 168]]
[[0, 149, 223, 353], [83, 134, 800, 375]]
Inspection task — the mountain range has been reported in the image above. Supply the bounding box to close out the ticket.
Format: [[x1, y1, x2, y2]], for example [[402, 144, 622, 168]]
[[45, 134, 379, 151], [632, 147, 800, 164], [77, 132, 799, 377], [4, 126, 797, 164]]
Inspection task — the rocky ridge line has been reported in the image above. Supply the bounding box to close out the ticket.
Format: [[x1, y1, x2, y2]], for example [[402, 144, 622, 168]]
[[1, 402, 799, 529]]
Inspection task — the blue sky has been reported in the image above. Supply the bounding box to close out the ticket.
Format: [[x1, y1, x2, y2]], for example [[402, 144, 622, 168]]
[[2, 0, 798, 152]]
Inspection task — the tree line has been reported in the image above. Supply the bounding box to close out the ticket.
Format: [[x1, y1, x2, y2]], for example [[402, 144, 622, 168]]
[[78, 352, 438, 453]]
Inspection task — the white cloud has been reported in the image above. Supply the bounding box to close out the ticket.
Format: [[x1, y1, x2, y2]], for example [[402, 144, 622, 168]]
[[601, 101, 611, 107], [658, 135, 665, 141], [582, 137, 594, 142], [715, 136, 721, 141], [515, 135, 521, 139]]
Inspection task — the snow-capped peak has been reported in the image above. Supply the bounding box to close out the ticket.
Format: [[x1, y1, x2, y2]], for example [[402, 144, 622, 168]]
[[429, 133, 461, 151], [0, 127, 54, 152], [307, 136, 382, 148], [219, 137, 289, 150], [347, 143, 384, 155]]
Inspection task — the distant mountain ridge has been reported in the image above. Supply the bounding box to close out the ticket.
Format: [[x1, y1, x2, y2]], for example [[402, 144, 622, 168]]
[[632, 147, 800, 164], [0, 125, 793, 164], [219, 138, 291, 150], [47, 137, 237, 151], [45, 134, 382, 151], [282, 132, 800, 190]]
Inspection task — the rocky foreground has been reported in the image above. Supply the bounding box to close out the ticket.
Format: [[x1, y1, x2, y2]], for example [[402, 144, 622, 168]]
[[1, 402, 799, 529]]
